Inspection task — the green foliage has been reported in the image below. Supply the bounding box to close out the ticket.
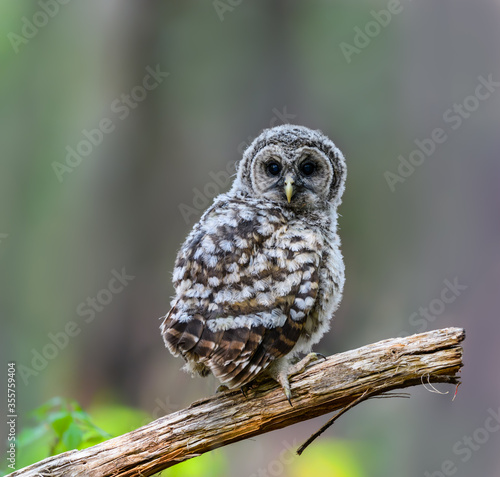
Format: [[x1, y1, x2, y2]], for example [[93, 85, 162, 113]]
[[290, 439, 366, 477], [1, 395, 228, 477], [0, 397, 150, 476], [86, 401, 151, 438], [0, 397, 110, 475]]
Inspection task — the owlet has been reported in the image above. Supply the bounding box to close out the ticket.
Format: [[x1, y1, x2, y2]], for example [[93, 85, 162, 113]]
[[161, 124, 346, 402]]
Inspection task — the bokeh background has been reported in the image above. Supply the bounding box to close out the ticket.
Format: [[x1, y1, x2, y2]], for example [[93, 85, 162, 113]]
[[1, 1, 500, 476]]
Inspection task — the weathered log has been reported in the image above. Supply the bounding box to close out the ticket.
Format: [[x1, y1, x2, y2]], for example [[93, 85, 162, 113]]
[[8, 327, 465, 477]]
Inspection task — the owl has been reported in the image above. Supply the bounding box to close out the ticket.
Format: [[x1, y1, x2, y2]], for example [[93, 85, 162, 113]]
[[161, 124, 346, 403]]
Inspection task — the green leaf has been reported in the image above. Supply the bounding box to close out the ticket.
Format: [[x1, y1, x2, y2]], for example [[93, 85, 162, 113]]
[[30, 397, 64, 421], [69, 400, 84, 412], [8, 397, 119, 470], [15, 424, 50, 447], [79, 434, 109, 449], [81, 427, 111, 443], [47, 409, 70, 423], [70, 409, 92, 424], [62, 422, 83, 450], [50, 413, 72, 438]]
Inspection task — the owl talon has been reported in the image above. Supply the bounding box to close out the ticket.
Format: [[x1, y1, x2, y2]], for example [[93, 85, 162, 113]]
[[276, 371, 294, 406], [287, 352, 324, 377], [284, 387, 293, 406], [216, 384, 229, 394], [241, 384, 250, 398]]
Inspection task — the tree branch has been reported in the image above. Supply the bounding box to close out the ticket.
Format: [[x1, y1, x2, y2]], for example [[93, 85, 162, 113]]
[[9, 327, 465, 477]]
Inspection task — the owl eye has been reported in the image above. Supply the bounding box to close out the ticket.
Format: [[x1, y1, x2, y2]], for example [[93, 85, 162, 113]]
[[300, 161, 316, 176], [266, 161, 282, 176]]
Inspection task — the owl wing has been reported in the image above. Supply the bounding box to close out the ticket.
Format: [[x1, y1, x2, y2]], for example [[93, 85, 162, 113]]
[[162, 200, 322, 388]]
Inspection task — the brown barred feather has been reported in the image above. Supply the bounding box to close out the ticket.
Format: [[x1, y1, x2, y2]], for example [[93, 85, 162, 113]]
[[210, 326, 252, 363], [176, 315, 205, 353], [189, 325, 222, 359]]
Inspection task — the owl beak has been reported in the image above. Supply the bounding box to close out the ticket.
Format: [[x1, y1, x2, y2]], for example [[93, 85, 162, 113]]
[[284, 175, 295, 203]]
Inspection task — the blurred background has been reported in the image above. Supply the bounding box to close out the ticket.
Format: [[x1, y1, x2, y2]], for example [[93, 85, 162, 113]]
[[1, 0, 499, 475]]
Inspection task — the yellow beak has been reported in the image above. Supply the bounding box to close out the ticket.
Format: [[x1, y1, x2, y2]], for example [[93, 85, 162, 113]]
[[284, 176, 295, 203]]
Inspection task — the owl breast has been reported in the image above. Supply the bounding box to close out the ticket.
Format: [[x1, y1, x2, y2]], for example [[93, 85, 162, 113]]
[[293, 225, 345, 355]]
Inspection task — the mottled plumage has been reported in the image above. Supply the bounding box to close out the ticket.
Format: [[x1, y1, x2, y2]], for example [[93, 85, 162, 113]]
[[161, 124, 346, 401]]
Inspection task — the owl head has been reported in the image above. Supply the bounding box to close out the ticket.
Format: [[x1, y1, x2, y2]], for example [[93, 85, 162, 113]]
[[232, 125, 346, 210]]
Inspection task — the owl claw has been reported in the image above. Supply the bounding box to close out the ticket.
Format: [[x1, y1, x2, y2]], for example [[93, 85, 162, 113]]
[[284, 387, 293, 407], [272, 352, 327, 406], [241, 384, 250, 398], [287, 352, 325, 377], [216, 384, 229, 394], [276, 372, 294, 406]]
